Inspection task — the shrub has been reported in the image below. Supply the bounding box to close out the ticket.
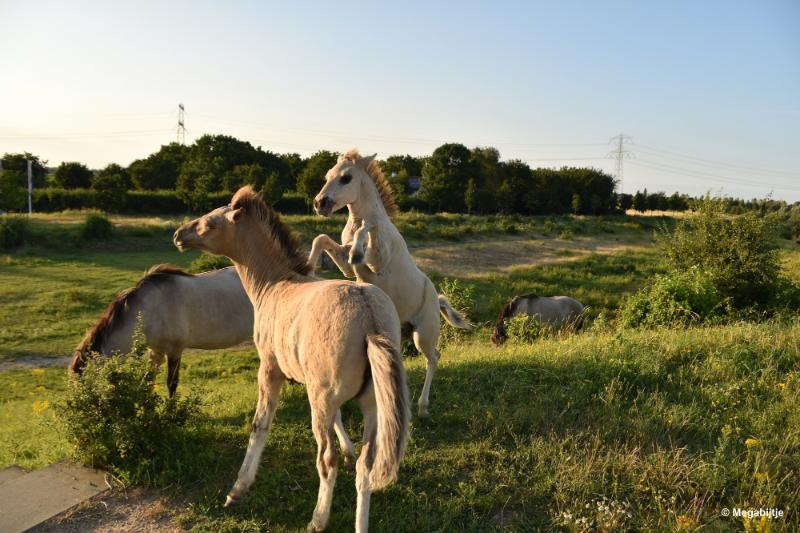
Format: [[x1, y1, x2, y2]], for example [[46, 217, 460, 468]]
[[0, 216, 29, 251], [437, 277, 476, 347], [59, 329, 202, 483], [81, 213, 113, 240], [617, 267, 729, 329], [659, 197, 784, 308], [189, 252, 232, 273], [504, 315, 549, 343]]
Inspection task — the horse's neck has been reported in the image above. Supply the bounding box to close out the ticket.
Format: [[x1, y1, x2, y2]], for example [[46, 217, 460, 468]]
[[348, 179, 388, 225], [231, 223, 304, 305]]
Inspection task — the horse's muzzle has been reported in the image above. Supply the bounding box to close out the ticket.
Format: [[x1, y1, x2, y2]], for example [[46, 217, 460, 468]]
[[313, 196, 334, 216]]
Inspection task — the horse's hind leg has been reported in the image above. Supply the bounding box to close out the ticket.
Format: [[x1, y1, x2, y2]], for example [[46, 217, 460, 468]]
[[334, 409, 357, 470], [413, 319, 441, 419], [308, 393, 340, 532], [355, 388, 378, 533], [225, 358, 284, 506]]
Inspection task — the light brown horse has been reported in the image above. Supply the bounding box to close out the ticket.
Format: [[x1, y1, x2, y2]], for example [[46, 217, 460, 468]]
[[68, 265, 252, 397], [173, 186, 409, 533], [491, 294, 585, 345]]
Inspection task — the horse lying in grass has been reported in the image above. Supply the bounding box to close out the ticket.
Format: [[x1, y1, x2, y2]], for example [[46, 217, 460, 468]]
[[308, 149, 472, 418], [68, 265, 253, 397], [491, 294, 585, 345], [173, 186, 410, 533]]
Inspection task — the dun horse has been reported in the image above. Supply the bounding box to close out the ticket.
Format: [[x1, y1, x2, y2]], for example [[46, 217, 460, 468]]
[[173, 186, 409, 533], [308, 149, 472, 418], [68, 265, 252, 396], [491, 294, 585, 345]]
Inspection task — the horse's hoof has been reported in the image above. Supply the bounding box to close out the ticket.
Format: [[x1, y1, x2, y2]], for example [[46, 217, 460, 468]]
[[224, 494, 240, 508], [343, 453, 357, 472], [417, 408, 430, 419], [307, 521, 325, 532]]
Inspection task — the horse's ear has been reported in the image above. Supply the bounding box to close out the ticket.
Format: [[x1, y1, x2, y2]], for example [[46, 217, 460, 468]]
[[226, 207, 244, 223], [356, 153, 377, 169]]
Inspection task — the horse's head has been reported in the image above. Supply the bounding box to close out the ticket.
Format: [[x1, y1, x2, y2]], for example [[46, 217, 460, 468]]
[[67, 348, 87, 375], [173, 187, 254, 260], [313, 152, 376, 216]]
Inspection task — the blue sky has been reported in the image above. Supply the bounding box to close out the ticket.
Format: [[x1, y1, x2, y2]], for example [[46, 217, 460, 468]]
[[1, 0, 798, 200]]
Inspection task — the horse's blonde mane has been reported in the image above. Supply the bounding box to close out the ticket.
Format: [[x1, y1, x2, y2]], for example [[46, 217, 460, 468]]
[[340, 149, 398, 218], [231, 186, 312, 275]]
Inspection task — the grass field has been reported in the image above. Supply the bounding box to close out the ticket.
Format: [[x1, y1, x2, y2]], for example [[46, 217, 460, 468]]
[[1, 210, 799, 531]]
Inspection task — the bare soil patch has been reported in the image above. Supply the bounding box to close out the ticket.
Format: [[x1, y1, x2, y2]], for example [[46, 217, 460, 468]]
[[410, 234, 652, 277], [29, 488, 181, 533]]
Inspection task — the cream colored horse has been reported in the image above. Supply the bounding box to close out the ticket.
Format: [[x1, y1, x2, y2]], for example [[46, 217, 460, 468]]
[[174, 186, 409, 533], [68, 265, 252, 397], [308, 149, 472, 418]]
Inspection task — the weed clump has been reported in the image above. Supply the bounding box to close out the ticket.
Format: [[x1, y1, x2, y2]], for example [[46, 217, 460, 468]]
[[81, 213, 113, 240], [0, 216, 29, 251], [438, 277, 476, 347]]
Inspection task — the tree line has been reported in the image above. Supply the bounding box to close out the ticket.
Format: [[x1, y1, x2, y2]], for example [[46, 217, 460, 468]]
[[1, 134, 794, 218]]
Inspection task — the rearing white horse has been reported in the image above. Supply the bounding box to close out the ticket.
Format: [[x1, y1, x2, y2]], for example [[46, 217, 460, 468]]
[[308, 149, 472, 418]]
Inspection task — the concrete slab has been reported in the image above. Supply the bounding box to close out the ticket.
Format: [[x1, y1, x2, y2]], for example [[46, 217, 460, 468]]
[[0, 461, 108, 533], [0, 466, 27, 488]]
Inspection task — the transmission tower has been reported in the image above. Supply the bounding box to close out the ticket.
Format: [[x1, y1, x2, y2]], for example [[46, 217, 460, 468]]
[[607, 133, 634, 192], [177, 103, 186, 144]]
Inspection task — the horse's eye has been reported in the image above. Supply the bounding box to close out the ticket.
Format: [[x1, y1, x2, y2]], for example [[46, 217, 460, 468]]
[[340, 174, 352, 185]]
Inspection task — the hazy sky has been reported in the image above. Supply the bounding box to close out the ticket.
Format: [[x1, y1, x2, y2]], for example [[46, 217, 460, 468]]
[[1, 1, 798, 200]]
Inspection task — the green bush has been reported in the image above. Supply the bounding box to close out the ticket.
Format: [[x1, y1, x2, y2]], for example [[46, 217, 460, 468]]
[[504, 315, 549, 343], [59, 334, 202, 483], [617, 267, 729, 329], [659, 197, 784, 308], [189, 252, 232, 273], [81, 213, 113, 240], [0, 216, 29, 251]]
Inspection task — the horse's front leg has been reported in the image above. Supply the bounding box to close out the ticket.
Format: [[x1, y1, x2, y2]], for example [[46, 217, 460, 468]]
[[348, 221, 369, 266], [225, 358, 284, 506], [309, 234, 355, 277]]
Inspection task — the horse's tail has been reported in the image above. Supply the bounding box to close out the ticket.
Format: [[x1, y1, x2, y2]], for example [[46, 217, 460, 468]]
[[491, 298, 516, 346], [365, 334, 410, 491], [438, 295, 473, 330]]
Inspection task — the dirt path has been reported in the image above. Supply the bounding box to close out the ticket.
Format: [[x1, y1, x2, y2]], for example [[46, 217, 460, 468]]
[[0, 355, 73, 372], [409, 234, 652, 278]]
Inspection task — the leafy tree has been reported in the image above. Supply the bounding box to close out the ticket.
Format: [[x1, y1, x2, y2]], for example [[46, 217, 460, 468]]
[[618, 193, 633, 212], [495, 180, 515, 213], [0, 169, 27, 211], [632, 189, 648, 213], [52, 162, 93, 189], [1, 152, 48, 188], [297, 150, 338, 205], [280, 152, 306, 191], [129, 143, 188, 190], [501, 160, 534, 213], [96, 163, 132, 189], [91, 172, 128, 212], [571, 193, 582, 215], [421, 143, 476, 212]]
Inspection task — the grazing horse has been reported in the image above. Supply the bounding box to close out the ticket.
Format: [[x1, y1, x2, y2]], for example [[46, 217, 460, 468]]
[[173, 186, 409, 533], [308, 149, 472, 418], [491, 294, 585, 345], [68, 265, 252, 397]]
